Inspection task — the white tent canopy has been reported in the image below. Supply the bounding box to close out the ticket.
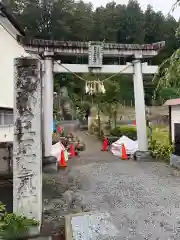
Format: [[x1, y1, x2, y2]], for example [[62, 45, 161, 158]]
[[111, 135, 138, 157]]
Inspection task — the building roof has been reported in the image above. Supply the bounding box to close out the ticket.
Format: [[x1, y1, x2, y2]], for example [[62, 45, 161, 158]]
[[0, 2, 25, 36], [164, 98, 180, 106], [17, 35, 165, 50]]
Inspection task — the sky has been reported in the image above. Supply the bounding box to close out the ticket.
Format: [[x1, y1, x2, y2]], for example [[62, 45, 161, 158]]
[[82, 0, 179, 20]]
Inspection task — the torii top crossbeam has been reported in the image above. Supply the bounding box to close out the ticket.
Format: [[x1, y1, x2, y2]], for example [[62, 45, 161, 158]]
[[17, 35, 165, 58]]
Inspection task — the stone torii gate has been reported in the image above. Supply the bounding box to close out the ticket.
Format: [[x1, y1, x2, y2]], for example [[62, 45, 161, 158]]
[[13, 36, 165, 227]]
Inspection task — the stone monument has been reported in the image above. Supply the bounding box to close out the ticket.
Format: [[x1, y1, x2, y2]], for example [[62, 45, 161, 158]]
[[13, 57, 42, 227], [59, 86, 73, 121]]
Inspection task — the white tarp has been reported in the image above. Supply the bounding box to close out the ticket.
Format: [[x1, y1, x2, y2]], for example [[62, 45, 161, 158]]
[[111, 135, 138, 157], [51, 142, 66, 161]]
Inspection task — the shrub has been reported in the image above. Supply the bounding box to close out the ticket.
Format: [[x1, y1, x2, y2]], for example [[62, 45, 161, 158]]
[[0, 202, 39, 240], [110, 125, 137, 140], [75, 101, 91, 120], [89, 120, 99, 134], [148, 139, 173, 162]]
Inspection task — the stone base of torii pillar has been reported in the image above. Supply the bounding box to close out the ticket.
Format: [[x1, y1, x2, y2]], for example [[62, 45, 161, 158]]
[[134, 151, 153, 161]]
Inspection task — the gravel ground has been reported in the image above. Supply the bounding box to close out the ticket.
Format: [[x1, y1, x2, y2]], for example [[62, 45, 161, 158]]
[[42, 132, 180, 239]]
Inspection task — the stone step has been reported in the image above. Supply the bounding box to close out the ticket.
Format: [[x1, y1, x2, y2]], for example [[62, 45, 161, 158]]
[[65, 211, 119, 240]]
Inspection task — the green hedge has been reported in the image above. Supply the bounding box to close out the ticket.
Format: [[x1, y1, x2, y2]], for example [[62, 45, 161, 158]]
[[110, 125, 137, 140]]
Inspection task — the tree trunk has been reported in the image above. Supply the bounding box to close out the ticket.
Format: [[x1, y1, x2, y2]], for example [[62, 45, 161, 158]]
[[108, 117, 111, 130], [97, 103, 101, 137], [113, 103, 118, 128]]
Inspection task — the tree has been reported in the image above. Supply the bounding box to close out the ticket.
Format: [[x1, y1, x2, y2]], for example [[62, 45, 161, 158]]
[[70, 1, 93, 41], [96, 79, 121, 129], [144, 6, 164, 44], [92, 6, 106, 41], [121, 0, 145, 44], [3, 0, 180, 104], [153, 3, 180, 103]]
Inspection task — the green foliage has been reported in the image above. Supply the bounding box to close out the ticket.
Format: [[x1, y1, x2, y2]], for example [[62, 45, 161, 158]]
[[5, 0, 178, 51], [148, 126, 172, 162], [3, 0, 180, 103], [110, 125, 137, 140], [0, 202, 6, 214], [75, 101, 91, 111], [148, 139, 173, 162], [102, 79, 121, 103], [153, 3, 180, 101], [95, 79, 122, 129], [0, 202, 6, 221], [0, 202, 39, 240], [153, 49, 180, 102], [74, 101, 91, 120]]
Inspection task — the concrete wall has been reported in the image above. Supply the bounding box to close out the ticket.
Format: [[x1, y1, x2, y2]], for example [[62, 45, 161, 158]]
[[0, 14, 29, 173], [0, 15, 28, 108], [171, 105, 180, 142]]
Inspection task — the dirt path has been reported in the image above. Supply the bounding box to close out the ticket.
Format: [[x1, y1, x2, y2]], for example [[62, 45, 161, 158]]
[[42, 131, 180, 239]]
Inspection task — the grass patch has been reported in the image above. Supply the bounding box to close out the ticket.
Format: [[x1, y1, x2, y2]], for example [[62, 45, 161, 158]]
[[150, 126, 169, 145]]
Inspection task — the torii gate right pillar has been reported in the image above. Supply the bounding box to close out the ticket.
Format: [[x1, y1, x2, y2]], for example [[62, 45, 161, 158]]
[[133, 53, 148, 155]]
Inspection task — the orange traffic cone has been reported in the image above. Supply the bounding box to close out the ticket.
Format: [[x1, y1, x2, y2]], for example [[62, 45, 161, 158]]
[[70, 143, 75, 157], [101, 138, 108, 151], [121, 144, 128, 160], [59, 150, 67, 167]]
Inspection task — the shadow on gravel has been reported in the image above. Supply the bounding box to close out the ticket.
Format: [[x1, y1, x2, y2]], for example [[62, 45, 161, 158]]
[[41, 168, 87, 239]]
